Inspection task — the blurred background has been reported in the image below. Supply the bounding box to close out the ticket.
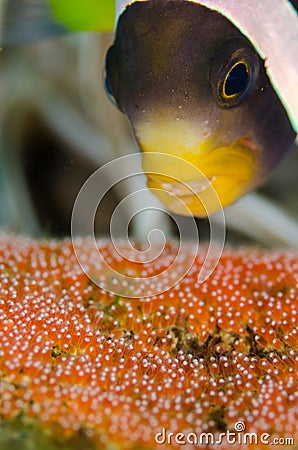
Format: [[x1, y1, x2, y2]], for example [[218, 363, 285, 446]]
[[0, 32, 297, 247]]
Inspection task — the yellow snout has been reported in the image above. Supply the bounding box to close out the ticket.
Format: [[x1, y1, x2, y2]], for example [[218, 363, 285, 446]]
[[139, 120, 257, 216]]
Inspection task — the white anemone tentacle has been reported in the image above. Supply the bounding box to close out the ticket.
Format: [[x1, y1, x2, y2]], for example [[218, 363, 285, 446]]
[[221, 193, 298, 248]]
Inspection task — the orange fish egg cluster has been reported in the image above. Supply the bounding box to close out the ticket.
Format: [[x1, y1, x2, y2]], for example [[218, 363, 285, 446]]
[[0, 235, 297, 449]]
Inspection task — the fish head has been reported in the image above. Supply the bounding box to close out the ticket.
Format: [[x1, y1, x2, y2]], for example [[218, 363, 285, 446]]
[[105, 1, 296, 216]]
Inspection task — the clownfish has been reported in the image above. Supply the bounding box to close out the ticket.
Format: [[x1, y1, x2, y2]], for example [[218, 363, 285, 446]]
[[1, 0, 297, 216]]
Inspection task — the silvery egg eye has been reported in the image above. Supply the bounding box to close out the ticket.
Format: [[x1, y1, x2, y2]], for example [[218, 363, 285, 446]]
[[211, 38, 260, 108]]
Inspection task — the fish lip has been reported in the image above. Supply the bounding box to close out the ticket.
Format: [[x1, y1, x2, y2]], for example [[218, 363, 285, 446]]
[[148, 175, 216, 196]]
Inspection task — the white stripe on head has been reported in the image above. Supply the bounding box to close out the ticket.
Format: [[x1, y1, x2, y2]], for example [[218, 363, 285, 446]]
[[191, 0, 298, 132]]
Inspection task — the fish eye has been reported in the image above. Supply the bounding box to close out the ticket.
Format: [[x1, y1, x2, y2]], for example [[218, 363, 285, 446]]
[[211, 38, 260, 108], [103, 68, 117, 107], [104, 46, 122, 111]]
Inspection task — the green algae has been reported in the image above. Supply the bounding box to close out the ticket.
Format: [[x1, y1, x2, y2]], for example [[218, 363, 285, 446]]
[[0, 418, 97, 450]]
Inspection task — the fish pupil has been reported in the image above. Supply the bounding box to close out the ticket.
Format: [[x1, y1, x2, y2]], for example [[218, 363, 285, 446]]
[[225, 63, 249, 97]]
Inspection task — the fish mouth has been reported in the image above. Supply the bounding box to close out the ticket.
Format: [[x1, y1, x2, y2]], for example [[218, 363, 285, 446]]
[[147, 175, 218, 216], [142, 137, 258, 217], [149, 176, 216, 196]]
